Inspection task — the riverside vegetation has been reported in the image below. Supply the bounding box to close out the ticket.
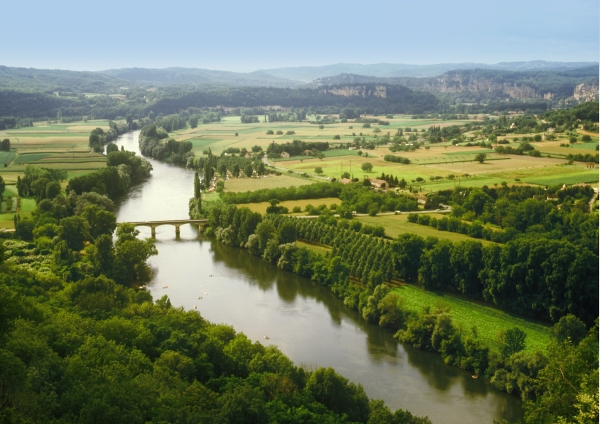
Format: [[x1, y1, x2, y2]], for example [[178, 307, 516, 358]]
[[0, 149, 432, 424]]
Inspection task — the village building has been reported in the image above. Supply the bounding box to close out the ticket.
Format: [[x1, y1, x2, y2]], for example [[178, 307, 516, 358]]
[[281, 152, 290, 158], [340, 178, 352, 185], [369, 178, 388, 189]]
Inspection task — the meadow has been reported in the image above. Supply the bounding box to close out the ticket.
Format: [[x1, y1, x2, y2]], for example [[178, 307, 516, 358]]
[[239, 197, 341, 214], [392, 284, 551, 353], [354, 214, 496, 244]]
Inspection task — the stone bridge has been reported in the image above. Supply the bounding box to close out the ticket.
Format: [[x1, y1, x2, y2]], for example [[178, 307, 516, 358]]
[[120, 219, 208, 237]]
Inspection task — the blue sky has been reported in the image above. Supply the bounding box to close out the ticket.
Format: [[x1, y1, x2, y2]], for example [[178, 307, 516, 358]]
[[1, 0, 598, 71]]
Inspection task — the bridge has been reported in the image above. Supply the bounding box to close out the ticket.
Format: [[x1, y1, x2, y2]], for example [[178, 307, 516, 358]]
[[120, 219, 208, 237]]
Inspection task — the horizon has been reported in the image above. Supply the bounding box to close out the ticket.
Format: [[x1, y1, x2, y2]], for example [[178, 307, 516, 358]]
[[1, 0, 598, 72], [1, 59, 598, 75]]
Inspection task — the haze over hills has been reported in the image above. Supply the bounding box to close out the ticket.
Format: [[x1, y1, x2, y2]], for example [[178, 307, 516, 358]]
[[100, 67, 303, 88], [259, 61, 599, 82]]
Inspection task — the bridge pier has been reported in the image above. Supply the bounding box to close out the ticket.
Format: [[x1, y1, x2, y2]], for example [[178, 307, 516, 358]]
[[151, 226, 156, 238], [175, 225, 180, 237]]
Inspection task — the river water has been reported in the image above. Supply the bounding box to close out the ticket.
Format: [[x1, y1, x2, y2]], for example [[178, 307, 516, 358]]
[[113, 130, 523, 423]]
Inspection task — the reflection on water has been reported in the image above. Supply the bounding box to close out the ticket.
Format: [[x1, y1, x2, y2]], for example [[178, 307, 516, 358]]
[[113, 131, 523, 424]]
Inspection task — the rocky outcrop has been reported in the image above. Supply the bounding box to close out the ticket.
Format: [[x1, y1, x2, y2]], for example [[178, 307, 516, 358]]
[[573, 81, 599, 102], [321, 85, 387, 98]]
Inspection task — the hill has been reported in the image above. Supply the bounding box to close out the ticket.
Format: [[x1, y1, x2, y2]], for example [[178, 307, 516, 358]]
[[100, 67, 303, 87]]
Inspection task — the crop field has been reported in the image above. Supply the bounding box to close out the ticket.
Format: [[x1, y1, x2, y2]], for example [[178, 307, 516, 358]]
[[223, 174, 316, 192], [392, 284, 551, 353], [0, 121, 110, 177], [354, 214, 496, 244], [239, 197, 341, 214], [522, 170, 599, 186]]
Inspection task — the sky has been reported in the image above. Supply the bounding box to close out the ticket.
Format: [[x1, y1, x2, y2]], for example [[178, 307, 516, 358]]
[[1, 0, 598, 72]]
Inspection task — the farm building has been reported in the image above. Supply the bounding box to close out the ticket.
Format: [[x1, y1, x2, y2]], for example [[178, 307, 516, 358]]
[[369, 178, 388, 189], [281, 152, 290, 158]]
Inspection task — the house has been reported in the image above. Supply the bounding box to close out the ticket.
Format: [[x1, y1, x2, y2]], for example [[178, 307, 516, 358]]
[[340, 178, 352, 185], [546, 194, 559, 201], [510, 123, 517, 129], [281, 152, 290, 158], [369, 178, 388, 189], [304, 150, 313, 156]]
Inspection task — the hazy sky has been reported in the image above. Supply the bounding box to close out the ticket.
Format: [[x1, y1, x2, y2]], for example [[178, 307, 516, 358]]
[[1, 0, 598, 71]]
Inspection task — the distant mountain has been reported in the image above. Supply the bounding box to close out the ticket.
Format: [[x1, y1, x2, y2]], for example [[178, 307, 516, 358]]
[[260, 61, 599, 82], [99, 67, 303, 88], [0, 65, 126, 93], [313, 66, 600, 101]]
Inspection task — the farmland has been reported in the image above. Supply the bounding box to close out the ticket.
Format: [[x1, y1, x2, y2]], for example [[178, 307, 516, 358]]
[[0, 120, 111, 226], [392, 284, 551, 353], [164, 114, 598, 195]]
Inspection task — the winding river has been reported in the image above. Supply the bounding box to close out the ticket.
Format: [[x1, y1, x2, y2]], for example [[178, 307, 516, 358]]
[[113, 130, 523, 423]]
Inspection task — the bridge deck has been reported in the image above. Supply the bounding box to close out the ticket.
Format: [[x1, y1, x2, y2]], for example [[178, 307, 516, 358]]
[[121, 219, 208, 226]]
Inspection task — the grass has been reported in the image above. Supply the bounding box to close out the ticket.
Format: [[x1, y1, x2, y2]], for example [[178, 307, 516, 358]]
[[296, 240, 332, 256], [354, 214, 496, 245], [224, 174, 317, 192], [522, 170, 599, 186], [239, 197, 341, 214], [13, 153, 53, 164], [392, 284, 551, 353]]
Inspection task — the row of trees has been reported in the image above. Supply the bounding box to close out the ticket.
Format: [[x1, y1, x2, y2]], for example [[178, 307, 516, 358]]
[[383, 154, 411, 164]]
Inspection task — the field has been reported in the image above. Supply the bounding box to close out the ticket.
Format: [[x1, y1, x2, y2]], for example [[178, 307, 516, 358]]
[[224, 173, 317, 192], [296, 240, 332, 256], [393, 284, 551, 353], [0, 120, 112, 226], [0, 121, 109, 177], [240, 197, 341, 214], [354, 214, 496, 244]]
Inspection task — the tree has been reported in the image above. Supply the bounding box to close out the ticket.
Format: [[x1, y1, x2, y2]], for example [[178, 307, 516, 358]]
[[475, 153, 487, 163], [58, 216, 91, 251], [194, 172, 201, 199], [244, 163, 253, 177], [0, 139, 10, 152], [91, 234, 115, 275], [0, 175, 5, 198], [551, 314, 587, 346], [45, 181, 61, 200], [314, 167, 323, 174], [581, 135, 592, 142], [361, 162, 373, 172], [81, 205, 117, 239], [497, 327, 526, 359]]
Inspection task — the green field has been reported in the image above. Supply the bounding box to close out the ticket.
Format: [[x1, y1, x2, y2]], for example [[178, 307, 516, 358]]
[[354, 214, 496, 244], [240, 197, 341, 214], [522, 170, 599, 186], [393, 284, 551, 353], [224, 174, 317, 192]]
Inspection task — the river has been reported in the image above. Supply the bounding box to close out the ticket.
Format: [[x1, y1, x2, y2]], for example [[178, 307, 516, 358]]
[[113, 130, 523, 423]]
